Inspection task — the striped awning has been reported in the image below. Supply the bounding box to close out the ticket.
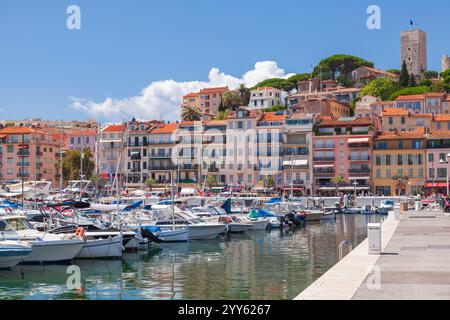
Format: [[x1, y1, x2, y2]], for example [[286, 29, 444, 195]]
[[348, 137, 369, 144]]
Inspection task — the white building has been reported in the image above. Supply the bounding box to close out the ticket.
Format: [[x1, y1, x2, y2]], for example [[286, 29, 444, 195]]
[[249, 87, 282, 109]]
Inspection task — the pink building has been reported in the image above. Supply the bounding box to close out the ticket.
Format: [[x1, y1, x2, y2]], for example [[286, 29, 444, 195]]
[[0, 126, 60, 186], [425, 130, 450, 193], [313, 117, 376, 196]]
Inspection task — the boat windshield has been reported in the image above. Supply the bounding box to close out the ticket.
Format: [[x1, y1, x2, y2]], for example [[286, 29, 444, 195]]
[[1, 218, 33, 231]]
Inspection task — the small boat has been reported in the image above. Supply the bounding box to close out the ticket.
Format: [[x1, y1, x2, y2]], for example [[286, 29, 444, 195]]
[[0, 215, 85, 264], [379, 199, 395, 215], [76, 235, 123, 259], [0, 240, 33, 268]]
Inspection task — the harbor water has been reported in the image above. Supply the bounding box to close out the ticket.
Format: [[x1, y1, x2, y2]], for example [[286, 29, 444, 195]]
[[0, 215, 383, 300]]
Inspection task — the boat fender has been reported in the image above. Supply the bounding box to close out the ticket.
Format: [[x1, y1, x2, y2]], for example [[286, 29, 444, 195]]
[[75, 227, 86, 238]]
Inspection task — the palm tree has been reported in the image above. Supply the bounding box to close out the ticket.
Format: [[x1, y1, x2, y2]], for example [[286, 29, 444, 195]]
[[237, 84, 251, 106], [332, 176, 345, 196], [145, 178, 156, 191], [181, 106, 202, 121], [220, 91, 241, 111], [205, 174, 218, 190], [391, 174, 409, 196], [265, 176, 276, 190], [214, 110, 229, 120]]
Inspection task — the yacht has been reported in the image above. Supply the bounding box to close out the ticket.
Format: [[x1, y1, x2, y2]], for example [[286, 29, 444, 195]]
[[0, 240, 33, 268], [0, 180, 52, 200], [151, 205, 226, 240], [190, 207, 252, 233], [0, 215, 85, 264]]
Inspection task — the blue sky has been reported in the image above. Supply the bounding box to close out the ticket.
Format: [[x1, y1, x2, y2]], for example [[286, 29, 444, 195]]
[[0, 0, 449, 122]]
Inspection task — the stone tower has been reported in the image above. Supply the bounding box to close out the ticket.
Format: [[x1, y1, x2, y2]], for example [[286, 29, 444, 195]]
[[401, 29, 427, 80], [442, 55, 450, 72]]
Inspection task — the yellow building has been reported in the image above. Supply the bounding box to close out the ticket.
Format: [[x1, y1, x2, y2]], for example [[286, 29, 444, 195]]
[[382, 108, 432, 132], [372, 129, 426, 196]]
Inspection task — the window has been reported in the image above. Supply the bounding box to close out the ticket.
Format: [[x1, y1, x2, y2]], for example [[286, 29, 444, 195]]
[[7, 145, 13, 153], [429, 153, 434, 162], [397, 155, 403, 165], [376, 155, 381, 166], [386, 169, 392, 178], [438, 168, 447, 178], [386, 154, 391, 166], [401, 117, 406, 125], [389, 117, 393, 125]]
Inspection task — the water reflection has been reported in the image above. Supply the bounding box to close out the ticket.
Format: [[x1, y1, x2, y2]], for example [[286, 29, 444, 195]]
[[0, 215, 382, 300]]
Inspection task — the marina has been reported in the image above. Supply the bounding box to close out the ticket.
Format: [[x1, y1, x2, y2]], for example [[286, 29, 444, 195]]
[[0, 214, 381, 300]]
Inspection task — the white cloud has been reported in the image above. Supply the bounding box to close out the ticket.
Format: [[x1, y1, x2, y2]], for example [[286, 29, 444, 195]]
[[71, 61, 295, 122]]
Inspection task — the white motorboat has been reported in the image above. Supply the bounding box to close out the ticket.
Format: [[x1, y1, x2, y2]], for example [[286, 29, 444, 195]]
[[0, 240, 33, 268], [303, 210, 324, 222], [0, 180, 52, 200], [151, 205, 226, 240], [0, 215, 85, 264], [190, 207, 252, 234], [76, 235, 123, 259]]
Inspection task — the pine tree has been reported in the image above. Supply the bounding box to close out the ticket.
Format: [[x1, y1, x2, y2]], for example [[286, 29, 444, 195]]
[[408, 74, 417, 87], [399, 61, 410, 88]]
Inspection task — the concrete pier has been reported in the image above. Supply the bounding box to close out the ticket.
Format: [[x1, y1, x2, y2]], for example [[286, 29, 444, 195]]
[[296, 210, 450, 300]]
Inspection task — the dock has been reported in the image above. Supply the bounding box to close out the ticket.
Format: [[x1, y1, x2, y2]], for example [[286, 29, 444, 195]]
[[295, 209, 450, 300]]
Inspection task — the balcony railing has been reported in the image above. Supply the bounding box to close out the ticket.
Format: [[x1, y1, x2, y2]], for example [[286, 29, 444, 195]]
[[313, 157, 335, 162], [16, 162, 30, 167], [348, 168, 371, 174], [348, 156, 370, 161], [150, 153, 172, 158], [314, 144, 335, 149], [314, 169, 335, 175], [149, 166, 174, 171]]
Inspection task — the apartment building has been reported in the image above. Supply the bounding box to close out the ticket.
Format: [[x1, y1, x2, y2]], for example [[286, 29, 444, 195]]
[[0, 127, 60, 186], [98, 124, 125, 182], [313, 117, 375, 196], [249, 87, 282, 109], [425, 130, 450, 194], [282, 112, 315, 196], [148, 122, 177, 186], [292, 98, 351, 118], [382, 108, 433, 132], [395, 93, 447, 114], [372, 129, 426, 196]]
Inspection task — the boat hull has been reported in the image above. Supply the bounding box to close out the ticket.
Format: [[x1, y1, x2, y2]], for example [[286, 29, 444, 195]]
[[0, 248, 32, 268], [76, 236, 123, 259], [249, 220, 270, 230], [158, 228, 189, 242], [188, 224, 226, 240], [227, 223, 252, 233], [23, 239, 85, 264]]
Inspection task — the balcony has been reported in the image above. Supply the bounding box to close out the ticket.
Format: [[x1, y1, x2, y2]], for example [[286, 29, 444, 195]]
[[17, 152, 30, 157], [36, 151, 44, 156], [348, 156, 370, 162], [314, 144, 335, 150], [16, 162, 30, 167], [130, 168, 141, 173], [349, 168, 371, 174], [130, 155, 142, 160], [150, 153, 171, 159], [348, 143, 370, 149], [149, 166, 174, 171], [314, 169, 335, 175], [313, 157, 335, 162]]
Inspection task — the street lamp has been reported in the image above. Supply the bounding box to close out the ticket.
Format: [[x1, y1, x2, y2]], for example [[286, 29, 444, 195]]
[[438, 152, 450, 196]]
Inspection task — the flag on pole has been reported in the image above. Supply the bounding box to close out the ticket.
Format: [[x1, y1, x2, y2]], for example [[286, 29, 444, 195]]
[[410, 20, 417, 26]]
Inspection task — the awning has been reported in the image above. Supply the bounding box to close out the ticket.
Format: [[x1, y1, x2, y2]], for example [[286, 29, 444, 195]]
[[314, 164, 334, 168], [425, 182, 449, 188], [0, 134, 6, 139], [283, 160, 308, 166], [339, 186, 370, 191], [348, 138, 370, 144], [349, 177, 370, 181]]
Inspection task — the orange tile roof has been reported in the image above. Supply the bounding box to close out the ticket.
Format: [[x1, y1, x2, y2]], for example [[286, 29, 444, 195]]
[[102, 124, 124, 133], [411, 113, 432, 118], [317, 117, 373, 127], [260, 112, 285, 122], [427, 130, 450, 139], [183, 92, 199, 99], [434, 114, 450, 122], [253, 86, 280, 91], [205, 120, 227, 126], [395, 94, 426, 101], [67, 130, 97, 137], [150, 123, 178, 134], [358, 66, 398, 78], [199, 87, 229, 94], [382, 108, 409, 116], [0, 127, 36, 134], [375, 128, 425, 140]]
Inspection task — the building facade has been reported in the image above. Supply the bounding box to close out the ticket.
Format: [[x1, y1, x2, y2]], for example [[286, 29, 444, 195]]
[[249, 87, 282, 109]]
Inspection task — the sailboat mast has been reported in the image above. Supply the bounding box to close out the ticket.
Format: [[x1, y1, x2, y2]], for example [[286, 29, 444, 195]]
[[59, 120, 63, 200], [171, 169, 175, 231]]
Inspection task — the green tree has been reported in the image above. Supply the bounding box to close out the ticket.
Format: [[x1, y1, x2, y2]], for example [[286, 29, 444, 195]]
[[145, 178, 156, 191], [331, 176, 345, 196], [408, 74, 417, 87], [390, 86, 432, 100], [420, 79, 432, 87], [62, 149, 95, 182], [205, 174, 218, 189], [312, 54, 374, 80], [399, 61, 410, 87], [424, 71, 439, 79], [181, 106, 202, 121], [287, 73, 311, 85], [265, 176, 276, 189], [263, 105, 286, 113], [236, 84, 251, 106], [214, 110, 229, 120], [360, 78, 400, 101], [253, 78, 294, 92], [220, 91, 241, 111], [386, 69, 401, 76]]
